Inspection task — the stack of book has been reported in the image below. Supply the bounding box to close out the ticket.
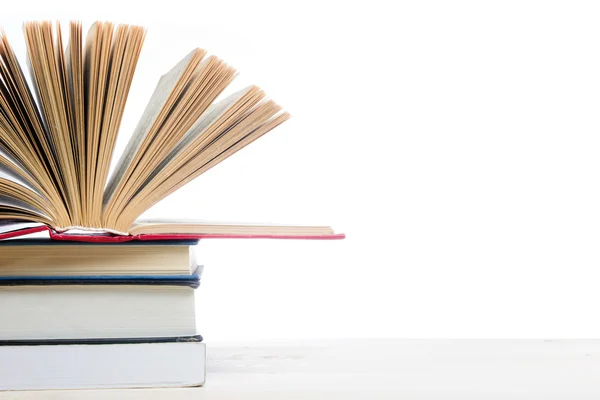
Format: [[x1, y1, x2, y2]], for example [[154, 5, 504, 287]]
[[0, 238, 206, 394], [0, 19, 341, 398]]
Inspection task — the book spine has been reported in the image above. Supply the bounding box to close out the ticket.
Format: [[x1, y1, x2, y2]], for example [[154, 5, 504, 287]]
[[0, 277, 201, 289], [0, 335, 203, 346]]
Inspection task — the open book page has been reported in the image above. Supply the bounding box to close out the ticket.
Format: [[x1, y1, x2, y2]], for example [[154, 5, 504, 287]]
[[0, 160, 42, 195], [0, 32, 57, 174], [118, 56, 236, 192], [0, 195, 52, 224], [129, 219, 334, 236], [0, 31, 72, 228], [24, 22, 81, 222], [65, 21, 85, 201], [112, 87, 287, 231], [0, 146, 37, 184], [112, 87, 264, 230], [0, 159, 58, 226], [0, 220, 45, 235], [102, 53, 236, 229], [103, 49, 204, 206], [84, 23, 145, 226], [141, 87, 251, 185]]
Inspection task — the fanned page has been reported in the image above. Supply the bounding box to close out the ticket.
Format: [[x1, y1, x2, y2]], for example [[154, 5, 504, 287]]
[[0, 20, 341, 240], [0, 220, 45, 235]]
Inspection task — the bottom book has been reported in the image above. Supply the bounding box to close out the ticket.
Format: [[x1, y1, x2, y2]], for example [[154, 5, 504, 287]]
[[0, 338, 205, 391]]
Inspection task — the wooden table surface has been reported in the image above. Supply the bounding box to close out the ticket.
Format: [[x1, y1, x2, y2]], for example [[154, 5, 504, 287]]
[[3, 339, 600, 399]]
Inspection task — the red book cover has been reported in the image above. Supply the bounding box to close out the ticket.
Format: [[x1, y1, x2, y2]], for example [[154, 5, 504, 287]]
[[0, 223, 345, 243]]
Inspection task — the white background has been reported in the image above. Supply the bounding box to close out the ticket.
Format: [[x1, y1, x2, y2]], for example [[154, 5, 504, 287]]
[[3, 1, 600, 339]]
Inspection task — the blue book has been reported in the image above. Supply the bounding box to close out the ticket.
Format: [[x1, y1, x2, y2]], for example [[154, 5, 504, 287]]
[[0, 271, 203, 341], [0, 265, 203, 288], [0, 238, 203, 341]]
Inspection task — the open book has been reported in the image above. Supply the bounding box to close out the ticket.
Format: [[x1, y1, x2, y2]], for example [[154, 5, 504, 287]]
[[0, 21, 341, 241]]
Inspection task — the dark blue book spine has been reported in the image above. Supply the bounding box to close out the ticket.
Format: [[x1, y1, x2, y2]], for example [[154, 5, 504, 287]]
[[0, 266, 203, 288]]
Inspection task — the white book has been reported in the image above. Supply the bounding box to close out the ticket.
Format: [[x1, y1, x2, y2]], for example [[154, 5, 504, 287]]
[[0, 341, 205, 390], [0, 284, 198, 340]]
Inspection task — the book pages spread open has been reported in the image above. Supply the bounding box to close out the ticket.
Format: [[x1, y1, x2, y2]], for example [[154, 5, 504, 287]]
[[0, 20, 336, 239]]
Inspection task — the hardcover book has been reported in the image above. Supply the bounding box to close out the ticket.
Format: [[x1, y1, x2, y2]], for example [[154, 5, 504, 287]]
[[0, 282, 202, 340], [0, 339, 206, 390], [0, 238, 200, 276]]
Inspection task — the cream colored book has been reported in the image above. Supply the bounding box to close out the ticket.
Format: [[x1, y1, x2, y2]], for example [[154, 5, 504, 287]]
[[0, 21, 338, 239]]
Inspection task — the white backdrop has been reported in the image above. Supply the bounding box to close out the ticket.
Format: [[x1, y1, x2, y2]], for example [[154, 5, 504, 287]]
[[3, 1, 600, 339]]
